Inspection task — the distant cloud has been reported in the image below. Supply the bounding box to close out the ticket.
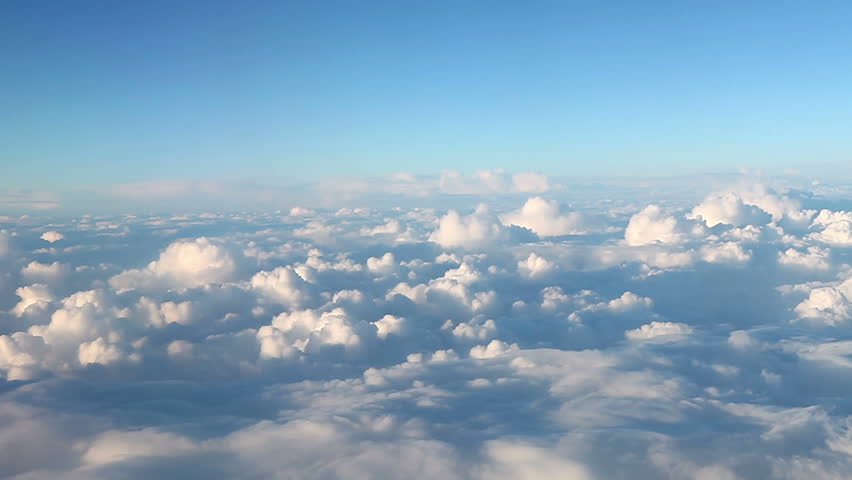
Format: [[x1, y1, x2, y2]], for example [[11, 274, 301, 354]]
[[438, 170, 553, 195], [0, 188, 60, 211], [40, 231, 64, 243]]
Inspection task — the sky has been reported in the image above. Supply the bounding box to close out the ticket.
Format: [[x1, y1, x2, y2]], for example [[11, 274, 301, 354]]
[[2, 0, 852, 194]]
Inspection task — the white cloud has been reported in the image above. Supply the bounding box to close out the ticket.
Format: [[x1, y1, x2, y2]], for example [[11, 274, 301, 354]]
[[250, 266, 313, 308], [429, 204, 509, 249], [386, 282, 429, 304], [12, 284, 54, 317], [110, 237, 238, 289], [591, 291, 653, 313], [374, 314, 408, 339], [453, 318, 497, 341], [21, 261, 69, 283], [78, 337, 122, 366], [809, 210, 852, 245], [626, 321, 694, 340], [257, 307, 364, 358], [700, 242, 751, 264], [517, 252, 555, 278], [510, 172, 552, 193], [289, 206, 314, 216], [136, 297, 195, 327], [0, 332, 45, 380], [367, 252, 397, 275], [470, 339, 518, 359], [40, 230, 64, 243], [778, 246, 831, 270], [794, 285, 852, 326], [82, 429, 198, 466], [688, 192, 772, 227], [361, 218, 403, 236], [439, 170, 552, 195], [625, 205, 698, 246], [501, 197, 598, 236], [728, 330, 757, 350], [737, 184, 811, 224], [476, 440, 592, 480]]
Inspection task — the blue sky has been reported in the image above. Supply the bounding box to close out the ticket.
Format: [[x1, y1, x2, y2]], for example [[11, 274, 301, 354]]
[[2, 0, 851, 189]]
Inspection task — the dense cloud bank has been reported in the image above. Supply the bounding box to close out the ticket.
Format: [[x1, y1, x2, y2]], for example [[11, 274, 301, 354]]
[[3, 182, 852, 478]]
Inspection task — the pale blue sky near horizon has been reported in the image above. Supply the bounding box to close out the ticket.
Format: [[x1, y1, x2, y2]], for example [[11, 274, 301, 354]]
[[2, 0, 852, 190]]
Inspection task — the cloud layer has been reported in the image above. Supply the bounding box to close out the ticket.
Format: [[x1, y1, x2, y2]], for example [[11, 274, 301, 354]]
[[2, 179, 852, 478]]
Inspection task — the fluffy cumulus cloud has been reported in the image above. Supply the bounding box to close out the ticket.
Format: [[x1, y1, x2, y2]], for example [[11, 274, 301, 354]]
[[793, 277, 852, 326], [250, 266, 313, 307], [4, 177, 852, 478], [110, 237, 239, 289], [809, 209, 852, 245], [625, 205, 701, 246], [40, 230, 64, 243], [21, 261, 69, 284], [687, 185, 818, 233], [501, 197, 599, 236], [11, 284, 54, 316], [778, 246, 831, 270], [700, 241, 752, 264], [688, 192, 773, 227], [428, 204, 510, 248], [626, 321, 694, 340]]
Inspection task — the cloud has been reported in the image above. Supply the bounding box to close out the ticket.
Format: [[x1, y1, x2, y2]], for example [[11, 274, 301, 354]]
[[429, 204, 510, 248], [439, 170, 553, 195], [82, 428, 199, 466], [809, 210, 852, 245], [625, 205, 700, 246], [778, 247, 831, 270], [0, 188, 60, 211], [366, 252, 397, 276], [40, 231, 64, 243], [501, 197, 598, 236], [700, 242, 752, 264], [250, 266, 314, 308], [6, 175, 852, 478], [517, 252, 555, 278], [626, 321, 694, 340], [0, 230, 9, 258], [11, 284, 54, 317], [110, 237, 239, 290], [688, 192, 772, 227], [258, 312, 337, 359], [0, 333, 46, 380], [313, 170, 555, 204], [794, 281, 852, 326], [510, 172, 553, 193], [21, 261, 69, 284], [476, 440, 593, 480], [288, 206, 315, 217], [470, 339, 519, 359]]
